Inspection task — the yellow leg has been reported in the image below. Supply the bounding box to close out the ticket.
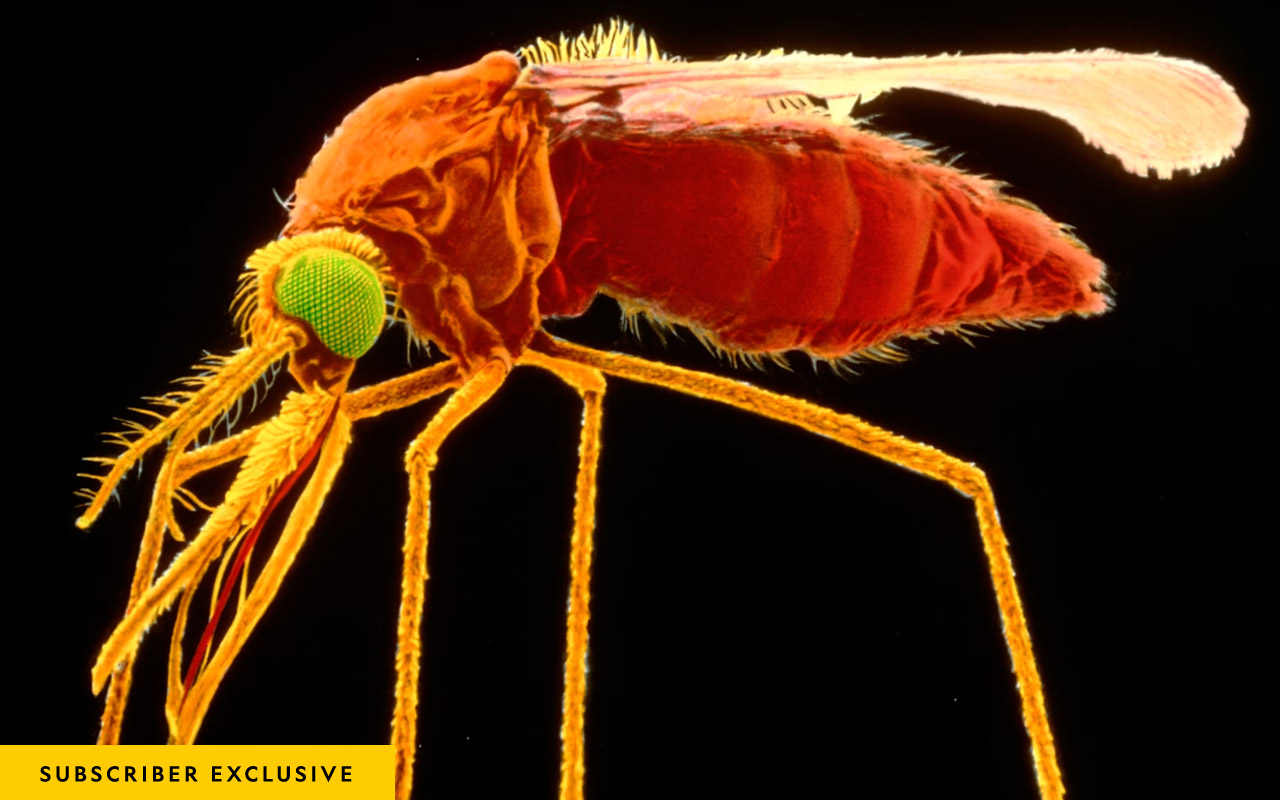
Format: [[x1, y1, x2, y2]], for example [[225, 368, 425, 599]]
[[343, 361, 464, 421], [92, 360, 464, 742], [517, 350, 606, 800], [86, 324, 302, 741], [97, 422, 266, 744], [394, 360, 509, 800], [533, 332, 1065, 800]]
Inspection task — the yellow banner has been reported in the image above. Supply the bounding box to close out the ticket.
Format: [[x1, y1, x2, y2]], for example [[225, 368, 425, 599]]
[[0, 745, 393, 799]]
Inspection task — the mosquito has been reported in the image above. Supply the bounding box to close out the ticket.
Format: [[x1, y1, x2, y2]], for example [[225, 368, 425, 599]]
[[77, 20, 1247, 800]]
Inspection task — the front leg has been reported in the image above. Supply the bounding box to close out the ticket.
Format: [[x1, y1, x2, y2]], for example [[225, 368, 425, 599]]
[[393, 359, 510, 800]]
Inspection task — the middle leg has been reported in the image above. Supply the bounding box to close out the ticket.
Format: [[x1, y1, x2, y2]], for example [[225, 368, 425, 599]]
[[517, 350, 607, 800]]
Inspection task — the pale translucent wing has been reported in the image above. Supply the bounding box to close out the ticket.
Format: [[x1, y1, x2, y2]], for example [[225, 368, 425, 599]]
[[519, 49, 1247, 178]]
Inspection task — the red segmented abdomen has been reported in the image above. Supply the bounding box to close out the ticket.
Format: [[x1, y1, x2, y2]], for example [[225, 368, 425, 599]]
[[536, 122, 1108, 359]]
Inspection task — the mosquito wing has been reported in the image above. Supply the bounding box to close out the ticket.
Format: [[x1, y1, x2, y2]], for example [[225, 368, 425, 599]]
[[516, 26, 1247, 178]]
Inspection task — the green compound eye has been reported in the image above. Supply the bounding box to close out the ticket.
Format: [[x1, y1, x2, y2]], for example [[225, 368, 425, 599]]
[[274, 248, 385, 359]]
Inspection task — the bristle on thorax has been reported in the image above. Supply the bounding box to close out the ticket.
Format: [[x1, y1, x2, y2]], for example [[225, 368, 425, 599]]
[[517, 19, 667, 66]]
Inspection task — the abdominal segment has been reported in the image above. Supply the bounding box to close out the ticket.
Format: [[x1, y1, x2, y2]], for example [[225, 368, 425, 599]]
[[537, 122, 1108, 360]]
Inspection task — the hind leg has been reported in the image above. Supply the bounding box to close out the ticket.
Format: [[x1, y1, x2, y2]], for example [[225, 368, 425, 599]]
[[533, 332, 1065, 800]]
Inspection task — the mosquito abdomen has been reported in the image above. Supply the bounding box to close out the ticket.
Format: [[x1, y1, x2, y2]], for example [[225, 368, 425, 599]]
[[538, 121, 1108, 359]]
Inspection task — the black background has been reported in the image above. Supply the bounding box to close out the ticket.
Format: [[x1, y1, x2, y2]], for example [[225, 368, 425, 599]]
[[16, 2, 1269, 799]]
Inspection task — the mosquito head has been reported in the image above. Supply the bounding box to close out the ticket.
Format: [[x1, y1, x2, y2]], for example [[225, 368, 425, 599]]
[[236, 228, 392, 393], [273, 248, 384, 359]]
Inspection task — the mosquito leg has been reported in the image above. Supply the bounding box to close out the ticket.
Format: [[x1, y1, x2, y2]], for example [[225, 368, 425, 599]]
[[342, 360, 464, 421], [174, 361, 465, 743], [172, 424, 266, 484], [394, 359, 509, 800], [533, 332, 1065, 800], [96, 361, 462, 742], [92, 482, 249, 697], [166, 546, 222, 726], [96, 481, 173, 744], [95, 419, 272, 743], [173, 406, 353, 742], [517, 350, 607, 800]]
